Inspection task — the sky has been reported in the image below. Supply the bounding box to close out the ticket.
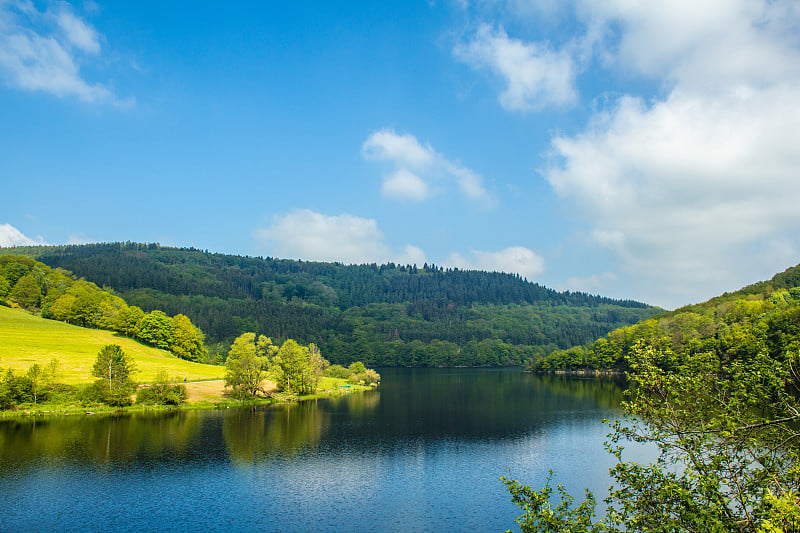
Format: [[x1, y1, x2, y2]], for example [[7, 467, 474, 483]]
[[1, 0, 800, 309]]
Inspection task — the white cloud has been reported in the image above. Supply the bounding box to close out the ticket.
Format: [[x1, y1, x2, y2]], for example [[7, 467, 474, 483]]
[[546, 85, 800, 303], [56, 9, 100, 54], [581, 0, 800, 90], [458, 0, 800, 307], [254, 209, 427, 266], [362, 130, 435, 168], [446, 246, 544, 279], [0, 1, 130, 105], [362, 129, 494, 205], [454, 24, 578, 111], [381, 169, 431, 201], [0, 223, 44, 247]]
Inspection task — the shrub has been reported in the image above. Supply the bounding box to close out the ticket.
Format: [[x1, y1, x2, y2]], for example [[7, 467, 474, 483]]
[[326, 364, 350, 379]]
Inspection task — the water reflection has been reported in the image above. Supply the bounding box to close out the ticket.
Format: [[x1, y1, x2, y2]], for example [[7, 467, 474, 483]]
[[0, 371, 623, 468], [0, 370, 631, 532]]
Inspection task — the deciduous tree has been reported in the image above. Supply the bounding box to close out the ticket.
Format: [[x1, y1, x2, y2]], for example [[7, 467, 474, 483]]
[[224, 333, 276, 399], [505, 342, 800, 532], [171, 313, 208, 362], [91, 344, 137, 406]]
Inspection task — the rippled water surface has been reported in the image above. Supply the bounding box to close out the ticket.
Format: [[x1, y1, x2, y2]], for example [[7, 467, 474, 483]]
[[0, 369, 638, 532]]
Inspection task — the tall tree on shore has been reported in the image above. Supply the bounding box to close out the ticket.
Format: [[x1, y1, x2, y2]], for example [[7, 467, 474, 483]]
[[91, 344, 137, 406], [224, 333, 276, 399]]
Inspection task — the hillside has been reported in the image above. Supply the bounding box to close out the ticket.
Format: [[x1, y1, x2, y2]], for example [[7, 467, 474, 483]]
[[6, 243, 662, 366], [0, 306, 223, 384], [533, 262, 800, 371]]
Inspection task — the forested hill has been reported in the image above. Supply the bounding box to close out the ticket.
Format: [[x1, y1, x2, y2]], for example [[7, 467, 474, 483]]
[[14, 243, 646, 309], [8, 243, 661, 367], [533, 262, 800, 371]]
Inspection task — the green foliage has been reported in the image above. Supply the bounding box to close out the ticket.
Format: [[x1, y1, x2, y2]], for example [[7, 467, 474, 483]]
[[0, 276, 10, 299], [4, 243, 659, 368], [136, 310, 174, 349], [10, 274, 42, 308], [533, 263, 800, 373], [0, 255, 209, 363], [224, 332, 276, 399], [0, 358, 62, 409], [91, 345, 137, 406], [325, 364, 350, 379], [348, 361, 367, 375], [270, 340, 330, 395], [503, 472, 601, 533], [136, 370, 188, 405], [0, 369, 33, 408], [171, 313, 207, 362], [506, 342, 800, 532]]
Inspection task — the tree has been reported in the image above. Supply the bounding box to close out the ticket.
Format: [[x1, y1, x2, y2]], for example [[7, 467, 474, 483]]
[[136, 310, 174, 349], [9, 274, 42, 309], [0, 276, 10, 299], [224, 333, 276, 399], [171, 314, 208, 362], [116, 305, 144, 337], [504, 342, 800, 532], [26, 363, 47, 404], [91, 344, 137, 406]]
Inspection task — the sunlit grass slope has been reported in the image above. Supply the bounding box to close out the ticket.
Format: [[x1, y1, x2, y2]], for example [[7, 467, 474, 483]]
[[0, 306, 224, 385]]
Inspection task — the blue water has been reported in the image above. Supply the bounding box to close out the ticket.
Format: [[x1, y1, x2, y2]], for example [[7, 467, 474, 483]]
[[0, 369, 646, 532]]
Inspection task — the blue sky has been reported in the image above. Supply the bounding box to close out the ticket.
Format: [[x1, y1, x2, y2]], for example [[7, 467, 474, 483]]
[[2, 0, 800, 309]]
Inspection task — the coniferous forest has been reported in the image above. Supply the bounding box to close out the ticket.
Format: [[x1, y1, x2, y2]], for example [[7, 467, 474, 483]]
[[6, 243, 660, 367]]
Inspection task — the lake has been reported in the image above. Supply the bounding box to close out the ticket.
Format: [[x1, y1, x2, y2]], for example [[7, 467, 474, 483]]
[[0, 368, 648, 532]]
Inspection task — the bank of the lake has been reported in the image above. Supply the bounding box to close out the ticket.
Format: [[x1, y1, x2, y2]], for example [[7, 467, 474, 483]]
[[0, 377, 376, 419], [0, 368, 657, 532]]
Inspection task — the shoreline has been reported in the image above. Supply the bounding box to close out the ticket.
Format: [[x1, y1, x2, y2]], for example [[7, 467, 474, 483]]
[[0, 382, 377, 419]]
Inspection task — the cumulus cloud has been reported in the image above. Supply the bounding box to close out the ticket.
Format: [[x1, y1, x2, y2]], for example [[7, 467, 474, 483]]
[[534, 0, 800, 307], [454, 24, 577, 111], [254, 209, 427, 266], [0, 223, 44, 247], [381, 169, 431, 201], [362, 129, 494, 206], [582, 0, 800, 90], [546, 85, 800, 305], [0, 1, 131, 105], [457, 0, 800, 306], [446, 246, 544, 279]]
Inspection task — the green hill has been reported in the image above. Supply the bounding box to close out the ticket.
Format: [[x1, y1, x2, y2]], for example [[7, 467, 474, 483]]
[[5, 243, 662, 367], [0, 306, 223, 384], [533, 262, 800, 371]]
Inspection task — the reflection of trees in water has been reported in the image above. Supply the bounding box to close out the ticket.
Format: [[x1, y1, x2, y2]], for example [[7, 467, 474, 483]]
[[223, 392, 382, 465], [326, 389, 380, 416], [0, 372, 622, 471], [223, 403, 328, 464], [0, 411, 201, 469], [369, 370, 626, 441]]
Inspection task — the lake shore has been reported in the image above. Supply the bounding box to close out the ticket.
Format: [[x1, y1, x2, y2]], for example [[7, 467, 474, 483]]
[[0, 378, 377, 419]]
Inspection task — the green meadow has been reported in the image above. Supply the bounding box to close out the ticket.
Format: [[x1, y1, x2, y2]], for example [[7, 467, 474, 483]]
[[0, 306, 224, 384]]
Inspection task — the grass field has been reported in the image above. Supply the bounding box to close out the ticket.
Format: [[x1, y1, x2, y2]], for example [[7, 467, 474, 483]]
[[0, 306, 224, 385]]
